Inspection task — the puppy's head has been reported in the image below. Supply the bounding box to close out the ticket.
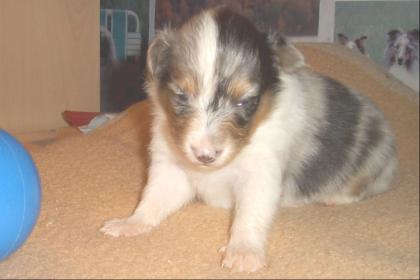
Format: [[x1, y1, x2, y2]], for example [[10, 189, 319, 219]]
[[146, 8, 298, 170]]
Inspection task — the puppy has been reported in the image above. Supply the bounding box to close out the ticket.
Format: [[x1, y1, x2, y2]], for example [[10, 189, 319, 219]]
[[385, 29, 419, 92], [101, 8, 398, 273]]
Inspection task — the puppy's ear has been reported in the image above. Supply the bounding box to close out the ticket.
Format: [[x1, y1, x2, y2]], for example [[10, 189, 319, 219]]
[[267, 31, 306, 73], [387, 29, 402, 43], [147, 28, 175, 80], [408, 29, 419, 43], [337, 33, 349, 45]]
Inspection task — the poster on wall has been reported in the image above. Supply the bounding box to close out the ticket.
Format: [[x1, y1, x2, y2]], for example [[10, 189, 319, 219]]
[[154, 0, 335, 41], [155, 0, 319, 35]]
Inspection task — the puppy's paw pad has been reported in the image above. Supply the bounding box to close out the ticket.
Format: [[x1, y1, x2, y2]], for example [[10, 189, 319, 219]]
[[100, 218, 152, 237], [221, 245, 267, 273]]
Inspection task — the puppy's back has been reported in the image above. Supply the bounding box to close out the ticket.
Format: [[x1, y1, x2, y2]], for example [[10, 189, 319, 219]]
[[277, 68, 397, 206]]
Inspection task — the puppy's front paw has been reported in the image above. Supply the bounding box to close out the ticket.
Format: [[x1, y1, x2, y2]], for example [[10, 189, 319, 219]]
[[100, 218, 152, 237], [220, 244, 267, 273]]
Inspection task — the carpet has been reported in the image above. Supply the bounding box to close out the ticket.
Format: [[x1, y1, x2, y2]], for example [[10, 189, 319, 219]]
[[0, 43, 418, 279]]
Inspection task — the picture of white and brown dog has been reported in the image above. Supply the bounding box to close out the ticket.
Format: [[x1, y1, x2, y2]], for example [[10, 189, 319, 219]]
[[101, 7, 398, 273], [385, 28, 419, 93]]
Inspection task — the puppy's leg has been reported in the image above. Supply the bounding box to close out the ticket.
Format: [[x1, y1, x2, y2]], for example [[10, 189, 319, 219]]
[[100, 160, 194, 237], [221, 172, 280, 273]]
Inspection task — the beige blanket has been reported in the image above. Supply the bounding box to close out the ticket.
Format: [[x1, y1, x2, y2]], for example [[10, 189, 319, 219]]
[[0, 43, 418, 279]]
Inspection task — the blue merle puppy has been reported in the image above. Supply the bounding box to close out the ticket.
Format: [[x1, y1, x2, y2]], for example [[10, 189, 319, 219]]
[[101, 7, 398, 273]]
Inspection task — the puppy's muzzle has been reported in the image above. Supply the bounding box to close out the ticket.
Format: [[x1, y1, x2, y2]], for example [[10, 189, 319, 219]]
[[190, 145, 223, 164]]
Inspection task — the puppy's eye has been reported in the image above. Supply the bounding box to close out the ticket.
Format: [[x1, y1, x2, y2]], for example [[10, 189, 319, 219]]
[[232, 96, 260, 127], [173, 86, 185, 96], [174, 91, 188, 104], [170, 86, 192, 115], [235, 100, 246, 107], [172, 86, 189, 104], [234, 96, 258, 108]]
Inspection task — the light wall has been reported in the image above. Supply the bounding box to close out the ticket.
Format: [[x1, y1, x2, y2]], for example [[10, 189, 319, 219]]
[[0, 0, 99, 133]]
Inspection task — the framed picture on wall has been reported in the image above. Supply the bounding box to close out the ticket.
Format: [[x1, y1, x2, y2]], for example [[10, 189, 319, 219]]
[[150, 0, 335, 42]]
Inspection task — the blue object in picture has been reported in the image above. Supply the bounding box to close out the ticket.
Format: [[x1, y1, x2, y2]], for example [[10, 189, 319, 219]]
[[0, 129, 41, 261]]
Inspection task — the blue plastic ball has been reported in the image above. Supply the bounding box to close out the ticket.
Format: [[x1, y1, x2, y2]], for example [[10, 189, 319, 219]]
[[0, 129, 41, 261]]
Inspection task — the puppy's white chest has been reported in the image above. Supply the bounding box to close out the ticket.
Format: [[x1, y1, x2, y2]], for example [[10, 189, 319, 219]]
[[188, 168, 237, 209]]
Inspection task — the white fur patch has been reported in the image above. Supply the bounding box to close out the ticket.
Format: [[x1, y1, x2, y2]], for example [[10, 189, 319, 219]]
[[195, 13, 218, 104]]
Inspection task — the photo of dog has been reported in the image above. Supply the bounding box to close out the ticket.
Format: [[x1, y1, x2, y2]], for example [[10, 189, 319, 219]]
[[101, 7, 398, 273], [384, 28, 419, 93], [337, 33, 369, 56]]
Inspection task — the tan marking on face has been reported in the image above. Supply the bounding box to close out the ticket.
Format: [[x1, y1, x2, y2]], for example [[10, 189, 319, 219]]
[[218, 89, 276, 165], [220, 120, 249, 154], [158, 87, 190, 144], [162, 115, 194, 166], [172, 70, 198, 97], [228, 79, 255, 99], [248, 90, 276, 136], [157, 88, 198, 167]]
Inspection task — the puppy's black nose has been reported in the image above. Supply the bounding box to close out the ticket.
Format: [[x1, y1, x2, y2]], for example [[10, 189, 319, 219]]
[[397, 58, 403, 65]]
